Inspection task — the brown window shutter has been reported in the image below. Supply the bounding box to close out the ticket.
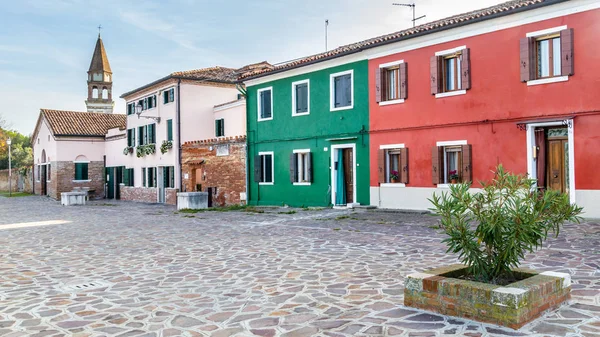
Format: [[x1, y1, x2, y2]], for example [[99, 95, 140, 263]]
[[253, 155, 262, 183], [430, 56, 440, 94], [400, 148, 409, 184], [289, 153, 298, 183], [375, 68, 382, 103], [378, 149, 385, 184], [520, 37, 535, 82], [399, 62, 408, 99], [461, 144, 472, 183], [431, 146, 443, 185], [461, 48, 471, 90], [561, 28, 574, 76]]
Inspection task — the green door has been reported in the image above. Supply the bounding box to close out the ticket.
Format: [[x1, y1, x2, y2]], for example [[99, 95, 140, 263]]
[[106, 167, 115, 199]]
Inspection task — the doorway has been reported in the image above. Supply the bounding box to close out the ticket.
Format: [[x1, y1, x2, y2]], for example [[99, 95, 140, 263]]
[[41, 165, 47, 196], [115, 166, 123, 199], [331, 144, 356, 206], [106, 167, 115, 199], [158, 167, 165, 203], [533, 126, 570, 195]]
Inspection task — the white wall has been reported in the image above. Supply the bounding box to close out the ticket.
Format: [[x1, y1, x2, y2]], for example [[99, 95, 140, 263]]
[[55, 138, 106, 162], [105, 128, 129, 168], [214, 100, 246, 138], [33, 119, 57, 165]]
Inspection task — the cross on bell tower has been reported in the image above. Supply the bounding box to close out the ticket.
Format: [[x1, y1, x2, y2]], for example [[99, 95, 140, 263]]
[[85, 27, 114, 113]]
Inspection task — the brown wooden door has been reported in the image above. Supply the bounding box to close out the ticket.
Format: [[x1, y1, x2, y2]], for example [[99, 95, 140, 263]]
[[342, 148, 354, 203], [547, 139, 567, 193]]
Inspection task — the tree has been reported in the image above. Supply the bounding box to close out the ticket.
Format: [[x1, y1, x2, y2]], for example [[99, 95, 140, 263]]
[[0, 125, 33, 170], [429, 165, 582, 284]]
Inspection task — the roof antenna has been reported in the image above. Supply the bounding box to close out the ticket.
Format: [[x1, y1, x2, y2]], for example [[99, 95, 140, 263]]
[[325, 19, 329, 51], [98, 24, 102, 38], [392, 3, 426, 27]]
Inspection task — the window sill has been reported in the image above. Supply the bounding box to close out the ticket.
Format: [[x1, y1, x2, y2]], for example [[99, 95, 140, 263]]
[[330, 105, 353, 112], [379, 99, 405, 106], [73, 180, 92, 183], [381, 183, 406, 188], [258, 117, 273, 122], [292, 112, 310, 117], [259, 182, 274, 186], [435, 90, 467, 99], [527, 76, 568, 86], [293, 182, 311, 186], [437, 184, 450, 189]]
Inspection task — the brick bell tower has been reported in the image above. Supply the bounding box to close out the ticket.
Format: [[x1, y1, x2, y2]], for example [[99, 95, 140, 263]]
[[85, 28, 114, 113]]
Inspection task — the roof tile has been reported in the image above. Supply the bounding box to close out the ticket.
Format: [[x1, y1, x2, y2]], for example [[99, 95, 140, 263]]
[[41, 109, 126, 137]]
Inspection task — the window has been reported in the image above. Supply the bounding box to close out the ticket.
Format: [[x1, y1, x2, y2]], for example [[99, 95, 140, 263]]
[[431, 142, 472, 185], [123, 168, 134, 187], [377, 146, 408, 184], [127, 103, 135, 115], [431, 47, 470, 96], [163, 88, 175, 104], [164, 166, 175, 188], [167, 119, 173, 141], [521, 27, 573, 84], [146, 95, 157, 109], [74, 163, 89, 181], [376, 61, 407, 104], [127, 129, 136, 147], [292, 80, 309, 116], [215, 119, 225, 137], [145, 167, 157, 188], [330, 70, 353, 111], [137, 124, 156, 145], [290, 150, 312, 184], [257, 87, 272, 121], [254, 152, 273, 184]]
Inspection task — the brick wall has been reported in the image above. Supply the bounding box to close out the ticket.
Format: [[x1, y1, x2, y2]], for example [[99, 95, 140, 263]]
[[166, 188, 178, 205], [33, 161, 104, 199], [182, 136, 246, 207], [120, 186, 157, 203]]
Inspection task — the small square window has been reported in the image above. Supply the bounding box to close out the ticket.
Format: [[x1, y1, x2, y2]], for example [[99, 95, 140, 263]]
[[536, 36, 561, 79], [74, 162, 89, 181]]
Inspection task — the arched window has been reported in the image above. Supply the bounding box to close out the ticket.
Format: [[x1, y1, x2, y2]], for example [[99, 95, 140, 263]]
[[102, 87, 108, 99], [92, 87, 99, 99]]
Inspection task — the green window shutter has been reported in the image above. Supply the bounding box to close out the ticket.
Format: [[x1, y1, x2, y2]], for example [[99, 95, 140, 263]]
[[167, 119, 173, 141], [163, 167, 168, 188], [163, 91, 168, 104], [220, 119, 225, 137], [74, 163, 81, 180], [151, 124, 156, 143], [215, 120, 219, 137], [123, 168, 130, 186], [170, 167, 175, 188], [138, 126, 143, 145], [127, 129, 131, 147], [82, 163, 88, 180], [132, 128, 136, 146], [142, 168, 146, 187], [170, 88, 175, 102]]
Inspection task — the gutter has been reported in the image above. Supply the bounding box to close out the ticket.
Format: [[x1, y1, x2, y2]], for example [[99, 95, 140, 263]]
[[120, 76, 237, 99], [177, 79, 183, 192], [241, 0, 567, 82]]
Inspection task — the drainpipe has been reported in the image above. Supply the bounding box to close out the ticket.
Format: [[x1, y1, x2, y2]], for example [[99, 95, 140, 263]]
[[176, 79, 183, 192]]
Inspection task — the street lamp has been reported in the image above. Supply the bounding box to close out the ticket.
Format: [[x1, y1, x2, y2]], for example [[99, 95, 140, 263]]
[[6, 138, 11, 197], [135, 103, 161, 123]]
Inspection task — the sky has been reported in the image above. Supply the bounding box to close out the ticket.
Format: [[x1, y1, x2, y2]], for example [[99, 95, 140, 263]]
[[0, 0, 506, 134]]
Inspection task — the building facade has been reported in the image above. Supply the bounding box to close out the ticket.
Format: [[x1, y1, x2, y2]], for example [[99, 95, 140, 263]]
[[117, 67, 247, 205], [32, 109, 126, 199], [243, 61, 371, 207]]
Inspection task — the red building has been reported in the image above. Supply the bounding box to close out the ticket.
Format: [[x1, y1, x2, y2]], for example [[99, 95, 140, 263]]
[[367, 0, 600, 217]]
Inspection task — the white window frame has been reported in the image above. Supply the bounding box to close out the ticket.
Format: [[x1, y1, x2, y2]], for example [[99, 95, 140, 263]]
[[293, 149, 311, 185], [163, 88, 175, 105], [258, 151, 274, 185], [378, 60, 405, 106], [435, 140, 467, 188], [291, 80, 310, 117], [379, 143, 405, 188], [330, 143, 357, 206], [73, 160, 91, 183], [330, 70, 354, 112], [434, 46, 468, 99], [525, 25, 570, 87], [257, 87, 273, 122]]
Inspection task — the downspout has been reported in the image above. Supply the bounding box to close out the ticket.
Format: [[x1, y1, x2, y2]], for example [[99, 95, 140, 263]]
[[177, 79, 183, 192]]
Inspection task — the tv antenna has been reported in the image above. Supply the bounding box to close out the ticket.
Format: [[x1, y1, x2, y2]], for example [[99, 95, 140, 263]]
[[392, 3, 426, 27]]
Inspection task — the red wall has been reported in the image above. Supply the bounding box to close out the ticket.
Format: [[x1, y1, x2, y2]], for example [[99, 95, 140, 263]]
[[369, 9, 600, 188]]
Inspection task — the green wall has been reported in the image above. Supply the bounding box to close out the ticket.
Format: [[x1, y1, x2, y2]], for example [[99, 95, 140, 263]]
[[246, 60, 370, 207]]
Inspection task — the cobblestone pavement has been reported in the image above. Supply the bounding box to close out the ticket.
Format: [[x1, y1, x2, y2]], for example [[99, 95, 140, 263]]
[[0, 196, 599, 337]]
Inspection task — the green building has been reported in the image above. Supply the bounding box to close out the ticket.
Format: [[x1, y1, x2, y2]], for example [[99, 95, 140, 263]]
[[242, 60, 370, 207]]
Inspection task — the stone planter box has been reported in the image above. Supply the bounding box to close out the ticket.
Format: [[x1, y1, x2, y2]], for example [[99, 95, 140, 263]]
[[177, 192, 208, 210], [60, 192, 87, 206], [404, 264, 571, 329]]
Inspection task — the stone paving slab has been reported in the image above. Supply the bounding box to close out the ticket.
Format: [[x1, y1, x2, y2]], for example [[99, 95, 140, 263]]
[[0, 196, 599, 336]]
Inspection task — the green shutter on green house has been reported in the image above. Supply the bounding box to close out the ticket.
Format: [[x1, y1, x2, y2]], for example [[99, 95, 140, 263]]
[[167, 119, 173, 141]]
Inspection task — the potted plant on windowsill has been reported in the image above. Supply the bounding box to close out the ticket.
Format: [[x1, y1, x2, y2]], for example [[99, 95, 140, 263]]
[[404, 165, 582, 329], [160, 140, 173, 154], [123, 146, 133, 155], [390, 170, 399, 183], [449, 170, 459, 184]]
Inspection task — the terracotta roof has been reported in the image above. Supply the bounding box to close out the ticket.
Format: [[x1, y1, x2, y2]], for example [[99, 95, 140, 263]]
[[41, 109, 126, 137], [88, 36, 112, 73], [240, 0, 564, 80], [121, 66, 239, 98]]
